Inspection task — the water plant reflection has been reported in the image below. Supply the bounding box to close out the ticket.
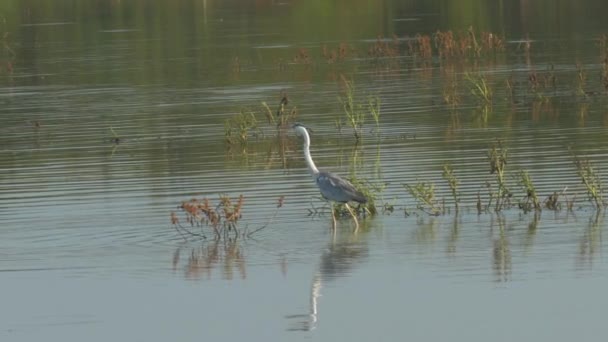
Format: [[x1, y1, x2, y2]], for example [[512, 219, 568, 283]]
[[172, 240, 246, 281], [577, 211, 604, 271]]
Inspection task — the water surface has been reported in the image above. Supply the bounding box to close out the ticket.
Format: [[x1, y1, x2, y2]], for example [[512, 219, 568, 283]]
[[1, 1, 608, 341]]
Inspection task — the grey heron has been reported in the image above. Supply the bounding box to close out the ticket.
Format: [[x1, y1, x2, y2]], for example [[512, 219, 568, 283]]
[[292, 123, 367, 230]]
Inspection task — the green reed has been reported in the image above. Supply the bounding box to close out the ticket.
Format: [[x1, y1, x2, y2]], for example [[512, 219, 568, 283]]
[[442, 163, 460, 211], [572, 152, 604, 208], [518, 170, 541, 212], [465, 72, 493, 107], [224, 109, 259, 145], [368, 96, 381, 131], [404, 181, 441, 216], [575, 63, 588, 98], [487, 140, 511, 211], [339, 76, 365, 141]]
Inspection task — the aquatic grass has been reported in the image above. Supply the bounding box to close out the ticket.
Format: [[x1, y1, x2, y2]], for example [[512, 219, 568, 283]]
[[368, 96, 381, 131], [404, 181, 441, 216], [478, 29, 506, 55], [601, 56, 608, 92], [368, 35, 400, 59], [337, 76, 383, 140], [572, 152, 604, 208], [442, 163, 460, 211], [505, 76, 516, 104], [487, 140, 511, 212], [224, 109, 260, 145], [528, 65, 557, 101], [599, 34, 608, 58], [172, 195, 284, 240], [346, 175, 384, 217], [543, 187, 572, 211], [262, 101, 274, 125], [294, 48, 311, 64], [408, 34, 433, 59], [434, 27, 505, 60], [173, 194, 245, 240], [263, 92, 297, 128], [518, 170, 541, 212], [575, 63, 588, 98], [465, 72, 493, 107], [339, 76, 366, 141], [442, 75, 462, 109], [323, 42, 351, 63], [109, 126, 122, 144]]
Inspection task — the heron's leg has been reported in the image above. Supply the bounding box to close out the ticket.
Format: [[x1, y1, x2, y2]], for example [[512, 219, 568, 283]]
[[330, 202, 337, 230], [344, 203, 359, 232]]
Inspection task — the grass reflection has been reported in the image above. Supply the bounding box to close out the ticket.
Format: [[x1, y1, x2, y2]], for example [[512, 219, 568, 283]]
[[577, 211, 604, 270], [492, 214, 512, 282], [172, 239, 246, 281]]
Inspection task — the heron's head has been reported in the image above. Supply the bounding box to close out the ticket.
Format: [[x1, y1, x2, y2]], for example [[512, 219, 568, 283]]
[[292, 123, 311, 137]]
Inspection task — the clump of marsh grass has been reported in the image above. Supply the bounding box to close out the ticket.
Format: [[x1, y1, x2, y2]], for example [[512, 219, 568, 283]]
[[465, 72, 493, 107], [543, 187, 573, 211], [528, 65, 557, 101], [505, 76, 516, 105], [434, 27, 505, 60], [572, 152, 604, 209], [172, 195, 285, 240], [407, 34, 433, 59], [346, 175, 385, 217], [442, 163, 460, 211], [262, 92, 297, 128], [338, 76, 383, 141], [174, 194, 245, 240], [442, 77, 462, 109], [487, 140, 511, 211], [368, 35, 400, 59], [575, 63, 588, 98], [368, 96, 381, 131], [322, 42, 351, 63], [404, 181, 441, 216], [109, 126, 122, 144], [294, 48, 311, 65], [339, 76, 366, 141], [518, 170, 541, 213], [224, 109, 260, 145]]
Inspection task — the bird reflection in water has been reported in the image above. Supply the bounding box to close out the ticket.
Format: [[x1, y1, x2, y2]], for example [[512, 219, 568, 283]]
[[286, 229, 369, 331]]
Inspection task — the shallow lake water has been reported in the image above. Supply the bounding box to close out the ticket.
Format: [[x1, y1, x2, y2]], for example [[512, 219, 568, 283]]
[[2, 1, 608, 341]]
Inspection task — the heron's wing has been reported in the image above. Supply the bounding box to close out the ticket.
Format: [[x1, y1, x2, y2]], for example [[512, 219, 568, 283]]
[[316, 171, 367, 203]]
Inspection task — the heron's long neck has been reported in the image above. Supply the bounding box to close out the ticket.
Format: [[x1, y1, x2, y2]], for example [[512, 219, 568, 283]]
[[302, 133, 319, 176]]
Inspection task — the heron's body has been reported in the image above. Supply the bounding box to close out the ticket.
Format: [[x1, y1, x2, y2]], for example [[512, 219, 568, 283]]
[[293, 123, 367, 230], [315, 172, 367, 204]]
